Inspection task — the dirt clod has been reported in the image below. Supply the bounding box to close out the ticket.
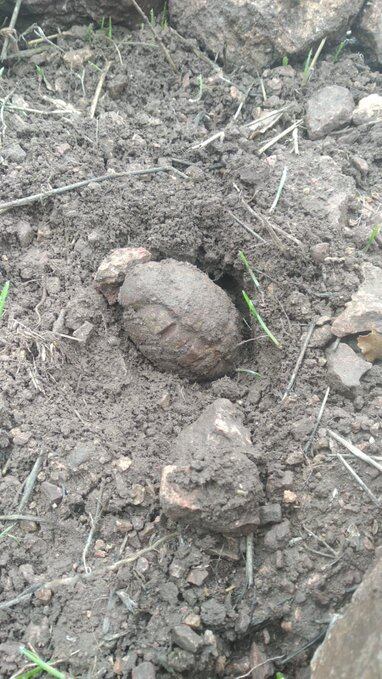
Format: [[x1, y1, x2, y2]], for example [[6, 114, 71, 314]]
[[160, 399, 264, 533]]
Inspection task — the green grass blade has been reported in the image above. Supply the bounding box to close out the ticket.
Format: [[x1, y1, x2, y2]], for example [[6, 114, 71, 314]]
[[16, 666, 44, 679], [333, 40, 346, 63], [236, 368, 261, 378], [269, 165, 288, 213], [303, 48, 312, 78], [19, 648, 66, 679], [364, 224, 381, 252], [0, 280, 9, 318], [242, 290, 281, 348], [239, 251, 260, 289]]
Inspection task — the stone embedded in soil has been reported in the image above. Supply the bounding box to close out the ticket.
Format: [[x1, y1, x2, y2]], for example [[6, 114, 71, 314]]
[[187, 568, 209, 586], [2, 143, 26, 163], [306, 86, 355, 140], [310, 324, 334, 349], [131, 661, 156, 679], [160, 399, 264, 535], [94, 247, 152, 305], [16, 221, 34, 247], [72, 321, 94, 344], [172, 625, 203, 653], [264, 520, 291, 549], [250, 642, 274, 679], [259, 503, 282, 525], [40, 481, 63, 504], [326, 343, 371, 391], [356, 0, 382, 66], [332, 263, 382, 336], [170, 0, 364, 70], [200, 598, 226, 627], [119, 259, 241, 380], [311, 552, 382, 678], [352, 94, 382, 126]]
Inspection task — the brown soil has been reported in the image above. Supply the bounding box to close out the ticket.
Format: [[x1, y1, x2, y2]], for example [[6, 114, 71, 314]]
[[0, 21, 381, 679]]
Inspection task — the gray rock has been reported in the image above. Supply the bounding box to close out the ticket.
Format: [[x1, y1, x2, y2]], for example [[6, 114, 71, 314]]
[[200, 598, 226, 627], [73, 321, 94, 344], [2, 143, 26, 163], [119, 259, 241, 380], [332, 263, 382, 336], [310, 324, 334, 349], [311, 242, 330, 263], [356, 0, 382, 66], [326, 343, 371, 391], [351, 156, 369, 175], [311, 552, 382, 678], [68, 442, 93, 469], [306, 86, 355, 140], [40, 481, 63, 504], [108, 75, 129, 98], [132, 662, 156, 679], [16, 221, 34, 247], [259, 503, 282, 525], [187, 568, 208, 586], [352, 94, 382, 126], [160, 399, 264, 535], [172, 625, 203, 653], [170, 0, 364, 70]]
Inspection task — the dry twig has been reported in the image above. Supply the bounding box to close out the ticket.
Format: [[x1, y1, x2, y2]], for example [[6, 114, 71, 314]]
[[337, 453, 380, 506], [304, 386, 330, 454], [258, 120, 302, 154], [1, 0, 23, 61], [282, 321, 315, 400], [329, 429, 382, 473], [245, 534, 254, 587], [90, 60, 111, 119], [82, 480, 105, 574], [0, 166, 186, 214]]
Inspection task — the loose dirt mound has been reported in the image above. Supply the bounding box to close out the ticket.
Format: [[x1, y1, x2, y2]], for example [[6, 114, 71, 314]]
[[0, 16, 381, 679]]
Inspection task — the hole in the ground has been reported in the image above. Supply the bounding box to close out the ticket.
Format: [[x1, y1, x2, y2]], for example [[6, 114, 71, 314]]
[[203, 267, 252, 337]]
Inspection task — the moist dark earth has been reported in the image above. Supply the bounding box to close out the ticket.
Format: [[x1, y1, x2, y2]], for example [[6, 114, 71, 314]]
[[0, 14, 381, 679]]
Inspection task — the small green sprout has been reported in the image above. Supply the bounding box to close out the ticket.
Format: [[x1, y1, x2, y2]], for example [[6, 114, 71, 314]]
[[364, 224, 381, 252], [239, 251, 260, 289], [19, 646, 66, 679], [0, 280, 9, 319], [107, 16, 113, 39], [189, 74, 204, 102], [149, 8, 156, 26], [161, 1, 169, 28], [282, 55, 289, 66], [333, 39, 346, 63], [303, 48, 313, 80], [275, 673, 287, 679], [242, 290, 282, 348], [302, 37, 326, 85], [85, 23, 94, 43]]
